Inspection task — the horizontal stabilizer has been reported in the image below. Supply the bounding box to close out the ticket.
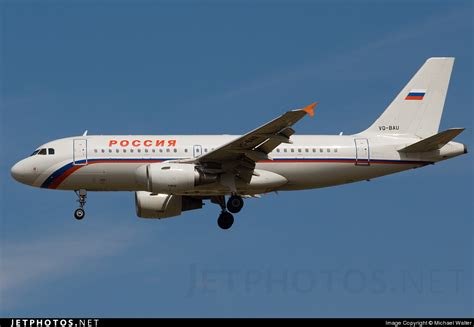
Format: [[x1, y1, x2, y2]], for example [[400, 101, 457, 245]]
[[398, 128, 465, 153]]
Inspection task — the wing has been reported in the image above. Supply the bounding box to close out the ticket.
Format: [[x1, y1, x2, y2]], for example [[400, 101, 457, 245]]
[[179, 102, 317, 184]]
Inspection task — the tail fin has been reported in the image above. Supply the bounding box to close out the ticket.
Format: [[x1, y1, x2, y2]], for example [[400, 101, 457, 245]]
[[363, 57, 454, 138]]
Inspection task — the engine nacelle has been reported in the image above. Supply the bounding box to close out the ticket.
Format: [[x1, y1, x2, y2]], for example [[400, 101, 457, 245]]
[[135, 191, 203, 219], [135, 163, 217, 193]]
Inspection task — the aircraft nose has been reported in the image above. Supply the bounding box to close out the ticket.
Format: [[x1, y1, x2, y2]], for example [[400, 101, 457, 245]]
[[11, 160, 33, 185], [11, 161, 25, 182]]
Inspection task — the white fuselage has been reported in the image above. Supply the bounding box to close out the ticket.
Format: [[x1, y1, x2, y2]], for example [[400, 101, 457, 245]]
[[11, 134, 466, 195]]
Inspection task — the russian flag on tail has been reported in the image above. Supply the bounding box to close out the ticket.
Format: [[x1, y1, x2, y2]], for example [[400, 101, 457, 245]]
[[405, 89, 426, 100]]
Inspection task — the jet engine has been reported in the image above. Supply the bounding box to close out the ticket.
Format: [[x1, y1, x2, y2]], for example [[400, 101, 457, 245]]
[[135, 191, 203, 219], [135, 163, 217, 193]]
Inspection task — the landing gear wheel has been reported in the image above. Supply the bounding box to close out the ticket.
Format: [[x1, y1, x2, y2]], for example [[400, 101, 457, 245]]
[[74, 189, 87, 220], [74, 208, 85, 220], [217, 211, 234, 230], [227, 195, 244, 213]]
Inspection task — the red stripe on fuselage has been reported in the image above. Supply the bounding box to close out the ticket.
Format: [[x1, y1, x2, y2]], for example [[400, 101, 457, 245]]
[[46, 158, 429, 189], [259, 159, 427, 165], [48, 165, 84, 189], [47, 159, 166, 189]]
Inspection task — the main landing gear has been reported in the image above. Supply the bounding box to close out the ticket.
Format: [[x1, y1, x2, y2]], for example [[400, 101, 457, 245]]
[[218, 211, 234, 230], [227, 195, 244, 213], [74, 189, 87, 220], [212, 195, 244, 230]]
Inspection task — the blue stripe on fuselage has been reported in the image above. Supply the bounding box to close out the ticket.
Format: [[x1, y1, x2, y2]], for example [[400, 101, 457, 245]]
[[40, 157, 431, 189]]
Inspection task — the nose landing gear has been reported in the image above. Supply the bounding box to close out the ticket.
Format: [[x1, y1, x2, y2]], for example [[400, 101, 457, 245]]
[[74, 189, 87, 220], [74, 208, 85, 220]]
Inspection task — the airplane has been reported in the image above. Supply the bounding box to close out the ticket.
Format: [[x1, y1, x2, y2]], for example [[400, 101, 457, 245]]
[[11, 57, 467, 229]]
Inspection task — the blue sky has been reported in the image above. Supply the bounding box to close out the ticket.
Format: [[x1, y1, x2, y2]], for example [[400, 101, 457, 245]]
[[1, 0, 472, 317]]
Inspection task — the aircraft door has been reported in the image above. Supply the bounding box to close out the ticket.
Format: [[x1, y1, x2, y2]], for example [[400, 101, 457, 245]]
[[73, 139, 88, 165], [354, 138, 370, 166], [193, 145, 202, 158]]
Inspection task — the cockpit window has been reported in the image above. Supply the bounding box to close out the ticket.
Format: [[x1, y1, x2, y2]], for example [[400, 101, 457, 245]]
[[30, 148, 55, 156]]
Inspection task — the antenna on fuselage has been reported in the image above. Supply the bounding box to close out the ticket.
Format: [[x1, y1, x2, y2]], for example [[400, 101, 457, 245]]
[[83, 130, 88, 136]]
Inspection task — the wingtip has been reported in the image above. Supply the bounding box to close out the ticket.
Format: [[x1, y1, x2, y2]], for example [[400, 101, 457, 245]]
[[303, 102, 318, 117]]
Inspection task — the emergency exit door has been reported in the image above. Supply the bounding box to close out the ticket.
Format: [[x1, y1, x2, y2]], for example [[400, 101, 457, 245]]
[[193, 145, 202, 158]]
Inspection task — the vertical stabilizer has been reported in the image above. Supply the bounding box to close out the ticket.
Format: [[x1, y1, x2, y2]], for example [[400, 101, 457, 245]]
[[363, 57, 454, 138]]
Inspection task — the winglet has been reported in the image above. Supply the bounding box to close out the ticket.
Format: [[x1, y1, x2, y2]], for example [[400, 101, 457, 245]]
[[302, 102, 318, 117]]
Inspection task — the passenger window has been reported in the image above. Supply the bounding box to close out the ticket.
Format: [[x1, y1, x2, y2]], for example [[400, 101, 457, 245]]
[[159, 149, 163, 153], [101, 149, 105, 153], [184, 149, 188, 153], [130, 149, 134, 153], [284, 149, 287, 153], [94, 149, 98, 153], [319, 148, 323, 153], [116, 149, 120, 153], [291, 149, 294, 153], [123, 149, 127, 153], [38, 148, 47, 155], [276, 149, 280, 153], [152, 149, 155, 153], [334, 148, 338, 153], [305, 149, 309, 153], [173, 149, 177, 153], [312, 148, 316, 152], [109, 149, 112, 153], [138, 149, 141, 153], [166, 148, 170, 153], [298, 149, 301, 153], [48, 148, 55, 155], [327, 148, 330, 153]]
